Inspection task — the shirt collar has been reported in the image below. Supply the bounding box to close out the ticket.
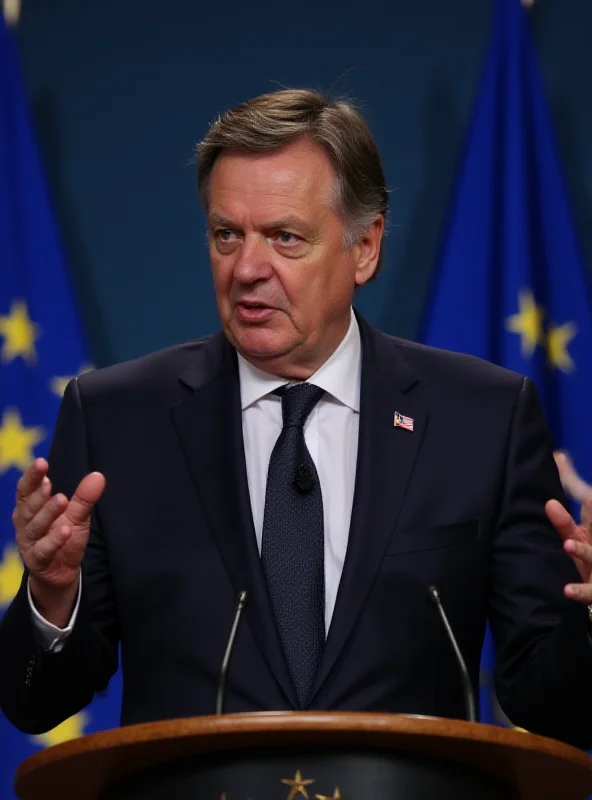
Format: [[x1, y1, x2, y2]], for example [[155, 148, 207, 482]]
[[237, 308, 361, 412]]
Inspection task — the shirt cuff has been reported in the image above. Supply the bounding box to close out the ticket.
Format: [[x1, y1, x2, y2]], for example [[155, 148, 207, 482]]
[[27, 573, 82, 653]]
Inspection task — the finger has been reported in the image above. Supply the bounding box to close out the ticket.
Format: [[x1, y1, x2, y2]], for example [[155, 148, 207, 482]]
[[563, 538, 592, 572], [554, 451, 592, 504], [564, 582, 592, 605], [64, 472, 106, 526], [16, 459, 49, 501], [16, 477, 52, 524], [32, 525, 72, 567], [23, 494, 68, 542], [582, 499, 592, 532], [545, 499, 583, 542]]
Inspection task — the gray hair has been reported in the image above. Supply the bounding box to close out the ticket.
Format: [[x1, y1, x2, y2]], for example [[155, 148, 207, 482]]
[[196, 89, 388, 274]]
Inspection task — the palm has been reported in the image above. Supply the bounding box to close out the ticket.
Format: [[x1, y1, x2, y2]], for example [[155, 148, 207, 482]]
[[28, 508, 90, 587], [17, 470, 105, 590]]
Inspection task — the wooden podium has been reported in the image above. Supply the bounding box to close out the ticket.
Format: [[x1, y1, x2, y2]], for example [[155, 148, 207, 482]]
[[14, 713, 592, 800]]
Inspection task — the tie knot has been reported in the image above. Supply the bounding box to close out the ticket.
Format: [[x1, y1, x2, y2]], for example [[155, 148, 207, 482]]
[[279, 383, 325, 428]]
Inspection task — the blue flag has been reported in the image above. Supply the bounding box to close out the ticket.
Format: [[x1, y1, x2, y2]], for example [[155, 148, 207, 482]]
[[0, 15, 121, 797], [421, 0, 592, 725]]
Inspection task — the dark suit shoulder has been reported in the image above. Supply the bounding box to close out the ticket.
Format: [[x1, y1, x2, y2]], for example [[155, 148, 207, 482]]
[[385, 334, 525, 395], [75, 334, 221, 404]]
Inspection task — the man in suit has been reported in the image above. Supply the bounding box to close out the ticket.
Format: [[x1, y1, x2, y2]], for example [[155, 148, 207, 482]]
[[2, 89, 592, 749]]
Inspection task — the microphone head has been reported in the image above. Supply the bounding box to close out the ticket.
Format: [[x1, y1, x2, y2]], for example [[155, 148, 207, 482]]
[[294, 464, 316, 493], [428, 585, 440, 604], [237, 590, 248, 609]]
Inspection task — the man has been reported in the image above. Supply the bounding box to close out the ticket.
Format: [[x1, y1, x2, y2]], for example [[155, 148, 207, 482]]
[[1, 89, 592, 748]]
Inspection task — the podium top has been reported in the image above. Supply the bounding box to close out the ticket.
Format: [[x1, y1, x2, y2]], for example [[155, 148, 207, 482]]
[[15, 711, 592, 800]]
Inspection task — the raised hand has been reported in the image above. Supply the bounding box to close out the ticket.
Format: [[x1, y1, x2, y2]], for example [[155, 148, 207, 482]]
[[13, 457, 106, 626], [546, 494, 592, 607]]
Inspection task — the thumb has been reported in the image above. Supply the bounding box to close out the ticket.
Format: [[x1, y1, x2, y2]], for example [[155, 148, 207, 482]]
[[546, 498, 586, 543], [64, 472, 106, 526]]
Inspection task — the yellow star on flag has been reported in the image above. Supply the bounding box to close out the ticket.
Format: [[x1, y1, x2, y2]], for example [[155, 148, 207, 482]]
[[315, 789, 344, 799], [547, 321, 577, 374], [282, 769, 315, 799], [0, 299, 41, 365], [0, 544, 23, 608], [505, 289, 545, 358], [32, 711, 89, 748], [50, 364, 94, 398], [0, 408, 46, 475]]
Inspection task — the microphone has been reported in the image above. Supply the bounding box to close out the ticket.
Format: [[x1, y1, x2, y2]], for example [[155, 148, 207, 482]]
[[428, 585, 477, 723], [215, 590, 248, 715], [294, 463, 316, 493]]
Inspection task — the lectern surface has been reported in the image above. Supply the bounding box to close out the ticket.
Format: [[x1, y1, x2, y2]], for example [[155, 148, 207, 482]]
[[14, 712, 592, 800]]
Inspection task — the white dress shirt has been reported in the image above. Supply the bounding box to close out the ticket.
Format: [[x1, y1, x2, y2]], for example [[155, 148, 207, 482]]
[[31, 309, 362, 646], [239, 309, 361, 633]]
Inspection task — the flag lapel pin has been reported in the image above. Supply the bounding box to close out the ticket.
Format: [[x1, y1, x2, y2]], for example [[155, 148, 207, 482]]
[[394, 411, 414, 432]]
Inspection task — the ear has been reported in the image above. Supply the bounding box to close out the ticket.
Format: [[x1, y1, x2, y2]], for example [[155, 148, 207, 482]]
[[353, 216, 385, 286]]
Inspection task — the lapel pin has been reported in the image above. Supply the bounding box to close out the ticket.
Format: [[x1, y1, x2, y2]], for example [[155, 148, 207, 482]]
[[394, 411, 414, 432]]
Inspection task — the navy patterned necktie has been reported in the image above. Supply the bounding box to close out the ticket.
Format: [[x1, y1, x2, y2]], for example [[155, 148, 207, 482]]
[[261, 382, 326, 707]]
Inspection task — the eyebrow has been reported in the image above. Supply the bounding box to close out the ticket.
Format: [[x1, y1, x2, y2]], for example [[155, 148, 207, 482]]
[[207, 213, 315, 237], [207, 214, 236, 230]]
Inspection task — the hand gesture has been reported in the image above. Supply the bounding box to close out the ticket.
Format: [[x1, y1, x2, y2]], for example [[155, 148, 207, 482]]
[[12, 457, 106, 626], [547, 452, 592, 605]]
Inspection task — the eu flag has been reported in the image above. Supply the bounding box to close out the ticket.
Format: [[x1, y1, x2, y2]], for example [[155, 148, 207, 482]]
[[0, 14, 121, 797], [421, 0, 592, 725]]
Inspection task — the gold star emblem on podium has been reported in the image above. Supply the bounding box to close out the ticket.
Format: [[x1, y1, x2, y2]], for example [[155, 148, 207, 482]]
[[282, 769, 315, 799]]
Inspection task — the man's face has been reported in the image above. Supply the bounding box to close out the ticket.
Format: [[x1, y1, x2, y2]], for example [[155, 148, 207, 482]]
[[207, 138, 383, 379]]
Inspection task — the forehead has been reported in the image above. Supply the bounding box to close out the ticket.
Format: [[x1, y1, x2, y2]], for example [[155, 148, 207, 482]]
[[207, 139, 336, 218]]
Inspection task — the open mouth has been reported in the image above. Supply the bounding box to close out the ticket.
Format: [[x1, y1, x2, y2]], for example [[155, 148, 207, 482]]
[[235, 302, 275, 322]]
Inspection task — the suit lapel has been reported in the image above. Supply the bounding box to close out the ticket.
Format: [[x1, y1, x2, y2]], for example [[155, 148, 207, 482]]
[[171, 334, 298, 707], [309, 316, 430, 704]]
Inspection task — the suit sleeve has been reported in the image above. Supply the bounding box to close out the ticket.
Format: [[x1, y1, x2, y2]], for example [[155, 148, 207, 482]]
[[490, 377, 592, 749], [0, 378, 120, 734]]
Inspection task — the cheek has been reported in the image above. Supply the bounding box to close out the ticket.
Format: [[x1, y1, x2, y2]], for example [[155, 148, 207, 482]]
[[210, 254, 234, 298], [310, 253, 356, 305], [274, 256, 345, 319], [272, 266, 314, 311]]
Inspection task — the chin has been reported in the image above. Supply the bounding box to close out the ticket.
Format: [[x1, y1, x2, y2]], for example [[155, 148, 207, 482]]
[[232, 328, 294, 363]]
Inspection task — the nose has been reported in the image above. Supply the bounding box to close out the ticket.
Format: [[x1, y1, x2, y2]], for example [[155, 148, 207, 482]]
[[232, 234, 274, 284]]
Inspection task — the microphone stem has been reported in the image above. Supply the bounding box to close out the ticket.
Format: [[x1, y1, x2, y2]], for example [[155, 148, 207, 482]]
[[216, 590, 248, 716], [429, 586, 477, 723]]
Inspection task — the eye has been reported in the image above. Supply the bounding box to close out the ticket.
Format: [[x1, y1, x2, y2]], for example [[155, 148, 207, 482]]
[[215, 228, 238, 242], [275, 231, 299, 245]]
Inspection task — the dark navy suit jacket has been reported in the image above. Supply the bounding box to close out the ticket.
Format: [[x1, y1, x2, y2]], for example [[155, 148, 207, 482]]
[[1, 314, 591, 748]]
